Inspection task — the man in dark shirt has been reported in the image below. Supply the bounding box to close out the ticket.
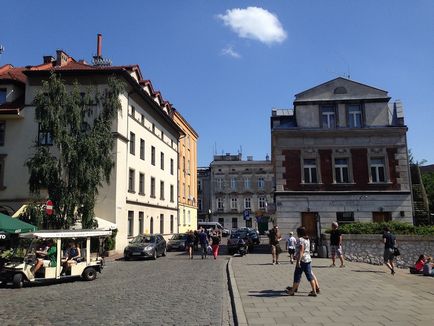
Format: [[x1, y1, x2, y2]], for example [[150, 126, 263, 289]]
[[330, 222, 345, 267], [198, 229, 209, 259], [383, 227, 397, 275], [268, 225, 282, 265]]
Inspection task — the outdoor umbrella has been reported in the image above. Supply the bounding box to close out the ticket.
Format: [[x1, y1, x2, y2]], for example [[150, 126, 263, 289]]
[[0, 213, 37, 234]]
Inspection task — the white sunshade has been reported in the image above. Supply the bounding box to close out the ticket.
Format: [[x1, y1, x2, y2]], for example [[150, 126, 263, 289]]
[[94, 217, 117, 230], [20, 229, 112, 239]]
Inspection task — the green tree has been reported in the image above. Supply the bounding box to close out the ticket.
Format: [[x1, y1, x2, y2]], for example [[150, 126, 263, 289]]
[[421, 172, 434, 217], [26, 73, 123, 229]]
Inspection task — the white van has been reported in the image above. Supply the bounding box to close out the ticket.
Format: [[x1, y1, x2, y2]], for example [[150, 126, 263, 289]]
[[197, 222, 230, 237]]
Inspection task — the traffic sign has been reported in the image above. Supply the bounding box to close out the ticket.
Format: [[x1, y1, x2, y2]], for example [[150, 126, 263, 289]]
[[243, 209, 250, 220], [45, 200, 53, 215]]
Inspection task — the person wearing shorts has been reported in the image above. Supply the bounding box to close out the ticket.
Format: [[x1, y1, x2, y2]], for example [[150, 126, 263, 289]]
[[286, 232, 297, 264], [330, 222, 345, 268], [383, 227, 396, 275]]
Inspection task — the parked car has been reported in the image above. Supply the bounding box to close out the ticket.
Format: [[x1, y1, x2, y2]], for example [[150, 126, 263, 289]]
[[197, 222, 230, 237], [124, 234, 166, 260], [0, 229, 111, 288], [238, 227, 260, 245], [167, 233, 187, 251], [227, 230, 254, 255]]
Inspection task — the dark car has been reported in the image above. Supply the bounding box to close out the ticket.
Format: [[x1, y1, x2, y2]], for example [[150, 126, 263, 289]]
[[124, 234, 166, 260], [167, 233, 187, 251], [227, 230, 254, 255], [240, 227, 260, 245]]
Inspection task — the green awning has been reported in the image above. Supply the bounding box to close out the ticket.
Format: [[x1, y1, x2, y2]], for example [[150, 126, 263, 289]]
[[0, 213, 37, 234]]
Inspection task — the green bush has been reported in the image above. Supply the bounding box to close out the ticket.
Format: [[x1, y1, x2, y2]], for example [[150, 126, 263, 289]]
[[325, 221, 434, 235]]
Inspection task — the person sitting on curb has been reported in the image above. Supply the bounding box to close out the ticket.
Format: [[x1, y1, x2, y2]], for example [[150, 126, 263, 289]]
[[413, 255, 426, 274], [423, 257, 434, 277]]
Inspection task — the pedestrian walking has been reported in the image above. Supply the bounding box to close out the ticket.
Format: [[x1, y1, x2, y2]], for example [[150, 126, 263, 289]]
[[285, 226, 318, 297], [185, 230, 195, 259], [193, 230, 199, 251], [199, 229, 209, 259], [383, 226, 397, 275], [286, 232, 297, 264], [330, 222, 345, 268], [268, 224, 282, 265], [211, 231, 221, 259]]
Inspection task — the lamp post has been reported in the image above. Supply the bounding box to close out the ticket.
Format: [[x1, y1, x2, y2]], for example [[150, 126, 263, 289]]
[[208, 209, 212, 222]]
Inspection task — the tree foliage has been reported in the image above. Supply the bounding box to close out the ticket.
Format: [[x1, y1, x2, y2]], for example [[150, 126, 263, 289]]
[[26, 73, 123, 229], [421, 172, 434, 216]]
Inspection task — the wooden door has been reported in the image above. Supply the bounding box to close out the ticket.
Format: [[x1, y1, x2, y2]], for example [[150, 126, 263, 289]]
[[301, 212, 317, 239], [372, 212, 392, 223]]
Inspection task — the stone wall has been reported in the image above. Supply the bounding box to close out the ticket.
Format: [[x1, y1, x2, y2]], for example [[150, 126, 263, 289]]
[[324, 234, 434, 269]]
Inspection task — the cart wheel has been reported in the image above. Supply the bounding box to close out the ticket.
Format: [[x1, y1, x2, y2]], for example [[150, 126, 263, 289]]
[[13, 273, 23, 288], [82, 267, 97, 281]]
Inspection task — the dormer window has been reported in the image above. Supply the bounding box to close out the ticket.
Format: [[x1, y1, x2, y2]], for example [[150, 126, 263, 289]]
[[320, 105, 336, 128], [333, 87, 347, 94], [348, 104, 362, 128], [0, 89, 6, 105]]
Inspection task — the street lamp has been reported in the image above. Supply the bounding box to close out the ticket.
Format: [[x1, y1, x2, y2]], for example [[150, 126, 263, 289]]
[[208, 209, 212, 222]]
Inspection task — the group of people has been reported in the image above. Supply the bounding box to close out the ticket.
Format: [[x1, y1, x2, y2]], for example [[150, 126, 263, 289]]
[[31, 240, 82, 276], [414, 254, 434, 276], [185, 228, 221, 260]]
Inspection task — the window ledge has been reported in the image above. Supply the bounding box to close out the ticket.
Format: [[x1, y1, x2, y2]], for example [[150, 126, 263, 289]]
[[138, 192, 145, 196], [368, 181, 393, 185], [128, 190, 136, 194], [332, 182, 356, 185]]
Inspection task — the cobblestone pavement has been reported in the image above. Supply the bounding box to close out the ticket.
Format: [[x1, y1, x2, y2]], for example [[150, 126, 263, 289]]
[[230, 253, 434, 326], [0, 251, 233, 326]]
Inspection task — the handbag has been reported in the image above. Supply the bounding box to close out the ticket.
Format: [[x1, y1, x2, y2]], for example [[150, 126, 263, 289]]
[[393, 247, 400, 256]]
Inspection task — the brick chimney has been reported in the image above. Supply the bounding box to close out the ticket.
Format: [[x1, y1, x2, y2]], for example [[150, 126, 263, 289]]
[[56, 50, 68, 66], [97, 33, 102, 58]]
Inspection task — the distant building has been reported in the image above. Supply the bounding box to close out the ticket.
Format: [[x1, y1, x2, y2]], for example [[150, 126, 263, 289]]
[[173, 110, 198, 232], [209, 154, 274, 233], [271, 77, 412, 239], [197, 167, 211, 222], [0, 38, 196, 251]]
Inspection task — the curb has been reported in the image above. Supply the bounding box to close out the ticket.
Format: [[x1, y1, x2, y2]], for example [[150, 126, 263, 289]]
[[227, 258, 247, 326]]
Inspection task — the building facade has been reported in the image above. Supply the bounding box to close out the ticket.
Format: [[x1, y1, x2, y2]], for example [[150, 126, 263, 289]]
[[0, 43, 192, 251], [209, 154, 274, 232], [173, 110, 198, 233], [197, 167, 211, 222], [271, 77, 413, 239]]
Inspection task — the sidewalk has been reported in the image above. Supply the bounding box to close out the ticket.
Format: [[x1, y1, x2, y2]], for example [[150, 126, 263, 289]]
[[229, 253, 433, 326]]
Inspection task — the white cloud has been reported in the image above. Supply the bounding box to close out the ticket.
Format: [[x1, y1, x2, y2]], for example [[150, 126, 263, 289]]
[[221, 45, 241, 58], [218, 7, 287, 45]]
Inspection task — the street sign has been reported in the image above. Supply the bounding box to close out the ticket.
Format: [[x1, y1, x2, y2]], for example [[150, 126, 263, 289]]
[[243, 209, 250, 220], [45, 200, 53, 215]]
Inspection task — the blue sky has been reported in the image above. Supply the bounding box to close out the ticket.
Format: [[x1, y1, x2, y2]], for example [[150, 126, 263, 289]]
[[1, 0, 433, 166]]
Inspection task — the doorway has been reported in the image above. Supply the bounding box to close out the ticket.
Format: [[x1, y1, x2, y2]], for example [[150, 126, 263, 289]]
[[372, 212, 392, 223], [301, 212, 317, 239]]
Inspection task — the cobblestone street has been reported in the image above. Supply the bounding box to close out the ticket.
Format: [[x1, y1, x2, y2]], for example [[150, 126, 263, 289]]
[[0, 252, 233, 326]]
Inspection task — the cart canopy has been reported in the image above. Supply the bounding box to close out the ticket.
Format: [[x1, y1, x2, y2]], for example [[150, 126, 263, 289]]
[[0, 213, 37, 234]]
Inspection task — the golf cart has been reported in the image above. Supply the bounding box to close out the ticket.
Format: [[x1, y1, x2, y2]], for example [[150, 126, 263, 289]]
[[0, 229, 111, 288]]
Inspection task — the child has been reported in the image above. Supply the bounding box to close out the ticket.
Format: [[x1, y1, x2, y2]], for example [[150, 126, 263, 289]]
[[286, 232, 297, 264]]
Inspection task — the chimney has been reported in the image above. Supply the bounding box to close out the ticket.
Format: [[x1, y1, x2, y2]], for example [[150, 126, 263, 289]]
[[97, 33, 102, 58], [43, 56, 54, 64], [56, 50, 68, 66]]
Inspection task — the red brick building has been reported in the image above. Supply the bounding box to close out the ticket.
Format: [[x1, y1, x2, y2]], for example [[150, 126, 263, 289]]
[[271, 78, 412, 239]]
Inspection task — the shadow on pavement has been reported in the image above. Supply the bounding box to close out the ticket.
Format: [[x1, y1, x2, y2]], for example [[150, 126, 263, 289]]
[[352, 269, 387, 274], [248, 289, 287, 297]]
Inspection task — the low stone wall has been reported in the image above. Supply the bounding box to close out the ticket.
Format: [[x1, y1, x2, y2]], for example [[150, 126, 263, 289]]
[[324, 234, 434, 269]]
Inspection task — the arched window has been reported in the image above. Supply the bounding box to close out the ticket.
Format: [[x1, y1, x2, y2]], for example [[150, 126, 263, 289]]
[[333, 86, 347, 94]]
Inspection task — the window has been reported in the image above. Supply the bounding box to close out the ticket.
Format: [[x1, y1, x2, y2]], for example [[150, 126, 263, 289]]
[[161, 131, 164, 140], [150, 177, 156, 198], [140, 114, 145, 124], [128, 211, 134, 237], [321, 105, 336, 128], [231, 197, 238, 210], [170, 215, 174, 234], [130, 105, 135, 119], [139, 173, 145, 194], [152, 123, 155, 134], [336, 212, 354, 225], [128, 169, 135, 192], [216, 178, 223, 190], [335, 158, 349, 183], [259, 196, 266, 209], [188, 185, 191, 198], [170, 159, 174, 175], [244, 177, 251, 189], [170, 185, 174, 202], [370, 157, 386, 183], [183, 209, 186, 225], [217, 198, 224, 211], [160, 152, 164, 170], [150, 217, 154, 234], [0, 89, 6, 104], [303, 159, 318, 183], [198, 180, 202, 191], [140, 139, 145, 160], [188, 211, 191, 225], [245, 219, 252, 228], [257, 177, 265, 189], [182, 182, 186, 198], [218, 218, 225, 227], [129, 132, 135, 155], [160, 214, 164, 234], [244, 197, 251, 209], [160, 181, 165, 200], [151, 146, 155, 165], [198, 198, 202, 210], [139, 212, 144, 234], [348, 104, 362, 128], [0, 121, 5, 146], [187, 159, 190, 175], [232, 218, 238, 229], [37, 124, 53, 146], [182, 156, 186, 173], [230, 177, 237, 190]]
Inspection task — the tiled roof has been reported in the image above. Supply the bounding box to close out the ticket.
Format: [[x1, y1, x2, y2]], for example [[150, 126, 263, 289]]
[[0, 65, 27, 84]]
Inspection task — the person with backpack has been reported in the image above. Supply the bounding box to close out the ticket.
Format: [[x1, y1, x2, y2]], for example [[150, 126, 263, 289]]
[[383, 226, 397, 275], [211, 231, 221, 259]]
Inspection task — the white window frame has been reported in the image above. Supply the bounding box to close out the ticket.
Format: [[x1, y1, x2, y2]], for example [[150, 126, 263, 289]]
[[348, 104, 362, 128], [257, 177, 265, 189], [231, 177, 237, 190], [244, 197, 251, 209], [321, 106, 336, 129], [334, 158, 350, 183], [231, 197, 238, 210], [370, 157, 386, 183], [258, 196, 266, 209], [244, 177, 251, 189], [303, 159, 318, 184]]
